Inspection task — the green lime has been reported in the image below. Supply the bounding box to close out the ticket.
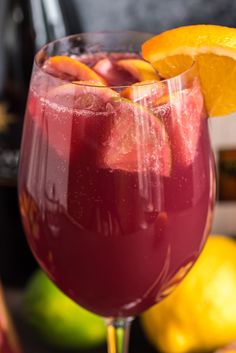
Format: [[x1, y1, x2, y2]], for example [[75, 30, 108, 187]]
[[23, 270, 106, 350]]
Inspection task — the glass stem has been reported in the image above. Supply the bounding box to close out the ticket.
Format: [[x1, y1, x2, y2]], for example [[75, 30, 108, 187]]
[[105, 317, 134, 353]]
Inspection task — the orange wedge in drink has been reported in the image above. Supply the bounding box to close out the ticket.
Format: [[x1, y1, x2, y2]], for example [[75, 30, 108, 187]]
[[142, 24, 236, 116], [45, 56, 106, 84], [121, 80, 161, 101], [116, 59, 160, 82]]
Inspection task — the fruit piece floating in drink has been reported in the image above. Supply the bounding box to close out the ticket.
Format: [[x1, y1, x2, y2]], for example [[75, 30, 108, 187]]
[[18, 26, 236, 353]]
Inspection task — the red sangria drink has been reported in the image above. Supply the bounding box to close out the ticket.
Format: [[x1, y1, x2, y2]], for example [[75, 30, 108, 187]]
[[18, 32, 215, 353]]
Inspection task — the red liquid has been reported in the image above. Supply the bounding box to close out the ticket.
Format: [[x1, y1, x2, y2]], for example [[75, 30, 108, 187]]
[[19, 55, 214, 317]]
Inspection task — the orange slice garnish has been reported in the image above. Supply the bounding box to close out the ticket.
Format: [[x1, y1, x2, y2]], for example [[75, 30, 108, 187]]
[[142, 24, 236, 116]]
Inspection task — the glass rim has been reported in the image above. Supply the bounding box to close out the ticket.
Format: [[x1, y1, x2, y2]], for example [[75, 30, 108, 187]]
[[34, 31, 198, 89]]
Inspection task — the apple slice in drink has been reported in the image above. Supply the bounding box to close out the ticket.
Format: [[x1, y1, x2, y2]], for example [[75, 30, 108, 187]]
[[93, 58, 137, 86], [102, 97, 171, 176], [154, 83, 205, 167]]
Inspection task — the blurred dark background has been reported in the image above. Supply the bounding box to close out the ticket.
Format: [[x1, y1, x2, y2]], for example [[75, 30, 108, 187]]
[[73, 0, 236, 32], [1, 0, 236, 289]]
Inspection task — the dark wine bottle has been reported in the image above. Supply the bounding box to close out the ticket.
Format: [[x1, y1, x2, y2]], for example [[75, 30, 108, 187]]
[[0, 0, 82, 286]]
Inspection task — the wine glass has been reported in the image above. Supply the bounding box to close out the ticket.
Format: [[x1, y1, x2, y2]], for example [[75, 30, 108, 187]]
[[18, 32, 215, 353]]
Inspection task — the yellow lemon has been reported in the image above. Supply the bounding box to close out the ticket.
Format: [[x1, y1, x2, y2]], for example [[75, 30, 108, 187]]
[[141, 235, 236, 353]]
